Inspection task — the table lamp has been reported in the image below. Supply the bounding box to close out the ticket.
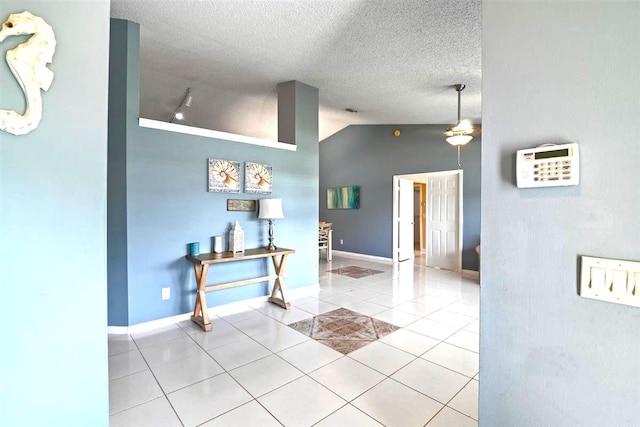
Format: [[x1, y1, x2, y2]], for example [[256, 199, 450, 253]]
[[258, 198, 284, 251]]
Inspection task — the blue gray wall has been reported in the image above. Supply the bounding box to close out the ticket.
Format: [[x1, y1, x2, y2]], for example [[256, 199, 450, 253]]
[[320, 125, 481, 271], [482, 2, 640, 425], [108, 21, 319, 326], [0, 1, 109, 425], [108, 19, 137, 326]]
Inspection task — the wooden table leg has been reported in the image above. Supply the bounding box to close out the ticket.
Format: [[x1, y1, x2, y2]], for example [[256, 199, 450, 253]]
[[191, 263, 212, 331], [268, 254, 291, 309]]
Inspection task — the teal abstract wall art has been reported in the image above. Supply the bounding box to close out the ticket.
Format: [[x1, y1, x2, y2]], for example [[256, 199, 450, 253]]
[[327, 186, 360, 209]]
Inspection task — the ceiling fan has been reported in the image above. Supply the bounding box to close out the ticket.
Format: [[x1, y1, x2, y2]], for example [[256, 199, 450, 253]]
[[445, 84, 480, 146]]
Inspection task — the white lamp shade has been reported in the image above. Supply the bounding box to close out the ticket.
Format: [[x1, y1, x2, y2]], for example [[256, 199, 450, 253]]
[[446, 134, 473, 146], [258, 198, 284, 219]]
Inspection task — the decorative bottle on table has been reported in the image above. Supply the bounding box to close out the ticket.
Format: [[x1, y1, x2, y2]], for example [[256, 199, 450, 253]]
[[229, 221, 244, 253], [213, 235, 222, 253]]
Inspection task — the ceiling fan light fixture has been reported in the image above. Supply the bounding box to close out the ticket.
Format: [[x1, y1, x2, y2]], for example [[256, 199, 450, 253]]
[[452, 119, 473, 133], [444, 83, 478, 158], [446, 134, 473, 146], [444, 84, 477, 142]]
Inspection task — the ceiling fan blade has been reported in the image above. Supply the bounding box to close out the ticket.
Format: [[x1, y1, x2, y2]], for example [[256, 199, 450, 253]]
[[445, 124, 481, 138]]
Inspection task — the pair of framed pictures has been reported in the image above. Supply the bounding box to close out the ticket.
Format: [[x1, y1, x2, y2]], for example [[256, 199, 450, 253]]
[[207, 159, 272, 194]]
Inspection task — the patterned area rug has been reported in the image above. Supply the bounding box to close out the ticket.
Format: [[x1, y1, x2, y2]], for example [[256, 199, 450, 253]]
[[328, 265, 384, 279], [288, 308, 400, 354]]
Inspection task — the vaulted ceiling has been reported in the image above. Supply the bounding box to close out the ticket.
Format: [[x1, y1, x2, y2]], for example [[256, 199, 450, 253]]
[[111, 0, 481, 141]]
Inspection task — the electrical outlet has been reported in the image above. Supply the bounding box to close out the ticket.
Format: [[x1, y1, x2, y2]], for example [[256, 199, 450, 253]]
[[161, 287, 170, 300], [340, 239, 344, 245]]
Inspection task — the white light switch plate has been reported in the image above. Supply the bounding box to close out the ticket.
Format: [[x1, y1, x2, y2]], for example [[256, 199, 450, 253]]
[[579, 256, 640, 307]]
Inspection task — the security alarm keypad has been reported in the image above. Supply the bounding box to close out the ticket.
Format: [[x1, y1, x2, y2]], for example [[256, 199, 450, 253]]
[[516, 143, 579, 188]]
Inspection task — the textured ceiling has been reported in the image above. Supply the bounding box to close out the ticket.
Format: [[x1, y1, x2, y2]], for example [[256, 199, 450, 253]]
[[111, 0, 481, 141]]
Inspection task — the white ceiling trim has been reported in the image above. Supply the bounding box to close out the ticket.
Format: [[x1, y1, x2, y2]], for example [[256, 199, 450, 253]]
[[139, 118, 297, 151]]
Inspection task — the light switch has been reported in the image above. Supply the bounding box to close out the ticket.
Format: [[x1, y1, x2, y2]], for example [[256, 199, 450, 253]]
[[590, 267, 606, 292], [580, 255, 640, 308], [611, 270, 628, 298]]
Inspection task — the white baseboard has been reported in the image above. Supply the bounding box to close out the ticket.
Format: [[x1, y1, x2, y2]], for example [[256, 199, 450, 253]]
[[107, 326, 130, 335], [108, 312, 192, 335], [107, 284, 320, 335], [331, 250, 394, 264]]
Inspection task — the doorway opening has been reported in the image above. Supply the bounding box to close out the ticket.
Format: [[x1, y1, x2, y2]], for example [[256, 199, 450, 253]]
[[392, 170, 463, 271]]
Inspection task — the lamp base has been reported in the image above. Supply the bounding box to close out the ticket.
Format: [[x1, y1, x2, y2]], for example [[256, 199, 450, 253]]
[[265, 219, 277, 251]]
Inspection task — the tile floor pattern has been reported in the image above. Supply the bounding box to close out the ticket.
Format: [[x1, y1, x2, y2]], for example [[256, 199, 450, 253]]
[[109, 256, 479, 426], [328, 265, 385, 279], [288, 308, 401, 354]]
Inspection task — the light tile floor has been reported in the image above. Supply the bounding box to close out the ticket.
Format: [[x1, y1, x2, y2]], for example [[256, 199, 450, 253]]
[[109, 256, 479, 426]]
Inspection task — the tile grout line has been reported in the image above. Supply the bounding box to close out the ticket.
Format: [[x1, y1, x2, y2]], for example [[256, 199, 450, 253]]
[[108, 331, 186, 425], [134, 328, 187, 426]]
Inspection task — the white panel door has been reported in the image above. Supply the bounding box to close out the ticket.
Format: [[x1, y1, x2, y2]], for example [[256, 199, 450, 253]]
[[398, 178, 414, 262], [427, 173, 460, 270]]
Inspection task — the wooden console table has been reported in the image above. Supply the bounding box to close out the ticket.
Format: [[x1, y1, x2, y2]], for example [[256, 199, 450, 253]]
[[185, 247, 295, 332]]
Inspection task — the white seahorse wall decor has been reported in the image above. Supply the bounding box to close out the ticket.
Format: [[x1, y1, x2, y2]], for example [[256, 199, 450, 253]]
[[0, 11, 56, 136]]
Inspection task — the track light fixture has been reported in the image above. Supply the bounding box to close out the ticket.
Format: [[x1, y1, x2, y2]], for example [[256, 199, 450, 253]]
[[171, 88, 193, 123]]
